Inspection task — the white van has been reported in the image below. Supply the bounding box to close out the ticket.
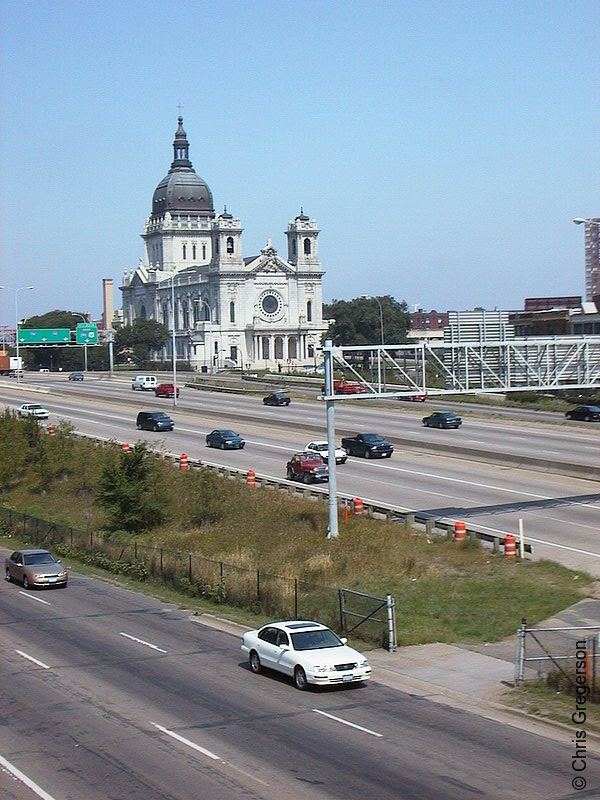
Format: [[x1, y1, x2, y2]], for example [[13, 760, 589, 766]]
[[131, 375, 157, 391]]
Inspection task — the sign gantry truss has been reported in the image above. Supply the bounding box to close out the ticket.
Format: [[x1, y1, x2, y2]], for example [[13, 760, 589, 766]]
[[322, 336, 600, 399]]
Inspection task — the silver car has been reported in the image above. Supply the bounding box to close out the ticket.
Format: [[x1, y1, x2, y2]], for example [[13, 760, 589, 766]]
[[5, 549, 68, 589]]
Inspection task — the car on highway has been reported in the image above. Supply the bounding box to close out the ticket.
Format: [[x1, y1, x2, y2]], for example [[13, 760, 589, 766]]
[[399, 392, 427, 402], [241, 620, 371, 690], [422, 411, 462, 429], [286, 452, 329, 484], [136, 411, 174, 432], [17, 403, 49, 420], [341, 432, 393, 458], [206, 429, 245, 449], [263, 391, 291, 406], [5, 548, 68, 589], [565, 404, 600, 422], [304, 440, 347, 464], [155, 382, 180, 398], [68, 371, 84, 381]]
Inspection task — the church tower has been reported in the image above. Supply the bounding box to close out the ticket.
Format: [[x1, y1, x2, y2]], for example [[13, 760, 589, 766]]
[[286, 208, 320, 271]]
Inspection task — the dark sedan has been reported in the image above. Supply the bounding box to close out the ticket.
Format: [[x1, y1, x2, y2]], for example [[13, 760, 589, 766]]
[[206, 429, 245, 449], [423, 411, 462, 429], [68, 371, 84, 381], [565, 405, 600, 422], [5, 548, 68, 589], [263, 392, 291, 406]]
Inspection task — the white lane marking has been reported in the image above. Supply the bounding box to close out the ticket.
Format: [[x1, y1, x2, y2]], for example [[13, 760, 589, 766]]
[[19, 591, 51, 605], [313, 708, 382, 737], [119, 632, 167, 653], [151, 722, 220, 759], [459, 521, 600, 558], [16, 650, 50, 669], [0, 754, 57, 800]]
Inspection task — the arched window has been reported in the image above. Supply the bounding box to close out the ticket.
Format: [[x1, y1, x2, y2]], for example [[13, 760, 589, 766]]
[[202, 244, 206, 259], [303, 238, 311, 255], [140, 305, 147, 319], [308, 344, 315, 358], [307, 300, 312, 322], [230, 301, 235, 323], [226, 236, 234, 254], [192, 244, 196, 259], [182, 244, 187, 260]]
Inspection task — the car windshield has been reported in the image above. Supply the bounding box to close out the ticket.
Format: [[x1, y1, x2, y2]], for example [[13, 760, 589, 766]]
[[154, 413, 170, 420], [219, 430, 237, 437], [311, 443, 327, 451], [583, 406, 600, 412], [24, 552, 56, 565], [290, 628, 343, 651]]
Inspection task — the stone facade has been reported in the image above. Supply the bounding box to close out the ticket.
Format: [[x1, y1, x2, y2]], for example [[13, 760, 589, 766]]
[[120, 117, 328, 370]]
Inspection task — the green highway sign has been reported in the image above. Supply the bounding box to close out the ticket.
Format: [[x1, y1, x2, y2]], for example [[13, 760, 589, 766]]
[[76, 323, 98, 345], [18, 328, 71, 344]]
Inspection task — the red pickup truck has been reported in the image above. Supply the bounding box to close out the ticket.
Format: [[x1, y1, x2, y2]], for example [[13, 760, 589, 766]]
[[321, 379, 367, 395]]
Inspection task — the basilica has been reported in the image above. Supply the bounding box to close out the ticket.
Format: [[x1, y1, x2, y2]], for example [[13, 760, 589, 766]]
[[120, 117, 329, 371]]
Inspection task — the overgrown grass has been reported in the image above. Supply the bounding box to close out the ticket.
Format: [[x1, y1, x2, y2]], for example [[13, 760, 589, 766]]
[[0, 410, 592, 645]]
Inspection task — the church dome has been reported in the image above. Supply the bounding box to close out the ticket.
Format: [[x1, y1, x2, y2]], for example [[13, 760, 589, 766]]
[[151, 116, 214, 219]]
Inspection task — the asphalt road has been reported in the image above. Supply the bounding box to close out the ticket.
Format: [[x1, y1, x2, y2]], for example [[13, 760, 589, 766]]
[[1, 375, 599, 574], [2, 566, 598, 800]]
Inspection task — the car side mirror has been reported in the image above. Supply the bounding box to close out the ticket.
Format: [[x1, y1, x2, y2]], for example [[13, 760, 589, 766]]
[[279, 644, 289, 651], [340, 637, 347, 644]]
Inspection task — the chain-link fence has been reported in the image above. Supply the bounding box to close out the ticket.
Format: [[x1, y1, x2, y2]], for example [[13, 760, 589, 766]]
[[0, 506, 394, 645], [515, 618, 600, 699]]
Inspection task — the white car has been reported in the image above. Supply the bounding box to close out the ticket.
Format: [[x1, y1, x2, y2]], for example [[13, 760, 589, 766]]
[[17, 403, 49, 420], [305, 440, 347, 464], [241, 620, 371, 690]]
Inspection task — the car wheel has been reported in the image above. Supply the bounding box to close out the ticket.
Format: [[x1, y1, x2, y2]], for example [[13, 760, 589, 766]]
[[5, 567, 11, 582], [23, 575, 29, 590], [153, 425, 159, 432], [365, 449, 370, 459], [287, 468, 294, 480], [340, 458, 347, 464], [220, 443, 225, 450], [585, 415, 591, 422], [386, 452, 392, 458], [249, 650, 262, 674], [136, 423, 142, 429], [303, 473, 312, 485], [294, 666, 307, 690]]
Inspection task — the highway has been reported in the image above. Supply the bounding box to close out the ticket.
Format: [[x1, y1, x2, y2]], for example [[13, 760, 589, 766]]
[[0, 374, 599, 574], [2, 564, 598, 800]]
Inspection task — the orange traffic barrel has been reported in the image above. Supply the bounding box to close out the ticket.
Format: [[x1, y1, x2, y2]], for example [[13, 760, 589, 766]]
[[48, 425, 55, 437], [353, 497, 364, 515], [179, 453, 189, 471], [504, 533, 517, 559], [454, 520, 466, 542], [122, 442, 130, 453], [246, 469, 256, 488]]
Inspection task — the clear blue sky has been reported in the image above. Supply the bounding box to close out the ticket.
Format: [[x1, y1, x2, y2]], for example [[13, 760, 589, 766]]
[[1, 0, 598, 324]]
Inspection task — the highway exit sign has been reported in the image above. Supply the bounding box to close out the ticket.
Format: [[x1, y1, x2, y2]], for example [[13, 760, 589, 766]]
[[76, 323, 98, 345], [18, 328, 71, 344]]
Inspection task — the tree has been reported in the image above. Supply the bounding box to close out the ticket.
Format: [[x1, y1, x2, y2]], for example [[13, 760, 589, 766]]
[[96, 442, 166, 533], [115, 319, 169, 366], [323, 295, 411, 346]]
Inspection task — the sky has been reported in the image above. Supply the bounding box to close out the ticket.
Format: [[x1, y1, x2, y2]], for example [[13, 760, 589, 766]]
[[1, 0, 598, 324]]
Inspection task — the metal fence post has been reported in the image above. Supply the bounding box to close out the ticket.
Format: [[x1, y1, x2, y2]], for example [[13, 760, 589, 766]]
[[294, 578, 298, 618], [515, 617, 527, 686], [386, 593, 397, 652], [189, 554, 192, 583], [339, 589, 346, 636], [160, 548, 163, 576]]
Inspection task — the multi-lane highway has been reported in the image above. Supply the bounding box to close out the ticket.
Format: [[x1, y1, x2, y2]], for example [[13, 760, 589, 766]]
[[1, 374, 599, 573], [2, 562, 598, 800]]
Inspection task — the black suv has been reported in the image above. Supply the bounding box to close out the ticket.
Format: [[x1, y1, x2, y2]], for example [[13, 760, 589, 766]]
[[263, 392, 291, 406], [136, 411, 174, 432]]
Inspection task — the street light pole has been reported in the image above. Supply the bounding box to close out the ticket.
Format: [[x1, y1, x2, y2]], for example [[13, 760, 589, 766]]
[[194, 297, 213, 374], [171, 274, 177, 408], [72, 312, 88, 372], [0, 285, 34, 384]]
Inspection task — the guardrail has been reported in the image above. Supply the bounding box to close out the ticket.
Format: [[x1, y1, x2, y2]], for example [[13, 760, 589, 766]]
[[71, 431, 533, 555]]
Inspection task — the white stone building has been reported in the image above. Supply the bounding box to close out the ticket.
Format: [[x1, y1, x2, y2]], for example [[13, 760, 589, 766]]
[[120, 117, 329, 370]]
